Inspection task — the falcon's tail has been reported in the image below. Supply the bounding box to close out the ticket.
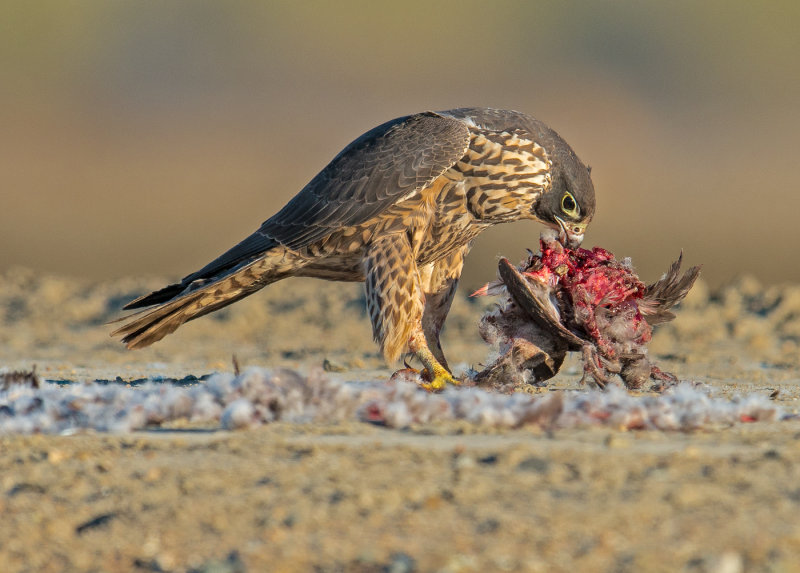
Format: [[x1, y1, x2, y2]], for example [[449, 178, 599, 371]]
[[111, 256, 288, 349]]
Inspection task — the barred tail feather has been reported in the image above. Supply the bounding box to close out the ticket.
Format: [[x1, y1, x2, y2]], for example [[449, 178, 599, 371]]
[[111, 255, 291, 349], [122, 281, 191, 310], [111, 284, 257, 349]]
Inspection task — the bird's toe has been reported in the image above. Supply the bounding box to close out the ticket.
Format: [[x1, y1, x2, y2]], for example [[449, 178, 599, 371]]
[[419, 365, 459, 392]]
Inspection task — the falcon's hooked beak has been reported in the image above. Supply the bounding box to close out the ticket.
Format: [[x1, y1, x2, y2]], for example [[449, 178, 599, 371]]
[[554, 217, 586, 249]]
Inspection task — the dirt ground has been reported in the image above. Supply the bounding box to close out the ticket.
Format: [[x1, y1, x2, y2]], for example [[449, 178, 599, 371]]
[[2, 268, 800, 572]]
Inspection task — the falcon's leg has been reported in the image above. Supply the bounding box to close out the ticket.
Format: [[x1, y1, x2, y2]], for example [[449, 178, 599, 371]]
[[364, 234, 457, 391], [418, 245, 470, 372], [408, 326, 455, 391]]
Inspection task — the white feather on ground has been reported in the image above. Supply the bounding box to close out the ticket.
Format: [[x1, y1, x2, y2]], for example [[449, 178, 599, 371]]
[[0, 367, 787, 434]]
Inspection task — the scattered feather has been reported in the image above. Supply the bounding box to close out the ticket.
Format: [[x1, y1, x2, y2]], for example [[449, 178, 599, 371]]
[[0, 367, 786, 434]]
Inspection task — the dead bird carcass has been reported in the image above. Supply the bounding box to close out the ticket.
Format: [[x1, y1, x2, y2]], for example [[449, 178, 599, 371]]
[[472, 230, 700, 391]]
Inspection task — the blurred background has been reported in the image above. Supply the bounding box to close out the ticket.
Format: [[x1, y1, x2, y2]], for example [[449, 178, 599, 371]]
[[1, 0, 798, 291]]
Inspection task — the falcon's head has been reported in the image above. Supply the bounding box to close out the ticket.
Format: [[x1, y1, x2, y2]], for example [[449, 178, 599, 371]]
[[438, 107, 597, 248], [534, 156, 595, 249]]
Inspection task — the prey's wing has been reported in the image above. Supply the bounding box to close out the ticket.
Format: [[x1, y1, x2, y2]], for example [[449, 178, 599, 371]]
[[498, 258, 587, 350]]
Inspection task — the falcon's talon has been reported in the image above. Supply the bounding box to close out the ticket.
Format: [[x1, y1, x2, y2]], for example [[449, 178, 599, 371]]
[[408, 328, 459, 392], [419, 364, 459, 392], [389, 365, 457, 392]]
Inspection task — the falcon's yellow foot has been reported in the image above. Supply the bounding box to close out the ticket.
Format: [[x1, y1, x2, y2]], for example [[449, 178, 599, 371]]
[[408, 341, 460, 392], [419, 362, 459, 392], [390, 365, 458, 391], [404, 327, 460, 392]]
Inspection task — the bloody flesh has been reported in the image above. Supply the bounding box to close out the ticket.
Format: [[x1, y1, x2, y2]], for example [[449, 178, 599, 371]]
[[522, 239, 650, 358], [473, 231, 700, 390]]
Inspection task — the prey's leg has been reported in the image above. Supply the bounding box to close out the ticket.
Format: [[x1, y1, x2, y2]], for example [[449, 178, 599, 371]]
[[578, 345, 610, 389], [648, 365, 679, 393]]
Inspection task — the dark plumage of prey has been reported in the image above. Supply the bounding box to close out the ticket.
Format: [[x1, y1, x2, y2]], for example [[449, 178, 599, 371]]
[[111, 108, 596, 390], [473, 230, 700, 391]]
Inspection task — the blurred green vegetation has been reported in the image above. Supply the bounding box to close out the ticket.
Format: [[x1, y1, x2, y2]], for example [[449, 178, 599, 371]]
[[1, 1, 798, 288]]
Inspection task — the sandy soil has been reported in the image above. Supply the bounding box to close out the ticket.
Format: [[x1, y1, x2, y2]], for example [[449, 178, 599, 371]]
[[2, 269, 800, 572]]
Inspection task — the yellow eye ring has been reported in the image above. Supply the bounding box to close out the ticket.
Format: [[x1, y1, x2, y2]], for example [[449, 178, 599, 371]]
[[561, 192, 578, 217]]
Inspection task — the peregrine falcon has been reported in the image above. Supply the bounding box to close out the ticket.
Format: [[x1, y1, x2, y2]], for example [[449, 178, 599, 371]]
[[112, 108, 596, 390]]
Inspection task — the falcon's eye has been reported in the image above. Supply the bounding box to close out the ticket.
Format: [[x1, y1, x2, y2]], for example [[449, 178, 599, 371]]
[[561, 192, 578, 217]]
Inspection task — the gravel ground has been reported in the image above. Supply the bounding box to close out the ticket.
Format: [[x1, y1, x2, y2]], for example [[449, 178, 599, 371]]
[[2, 269, 800, 572]]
